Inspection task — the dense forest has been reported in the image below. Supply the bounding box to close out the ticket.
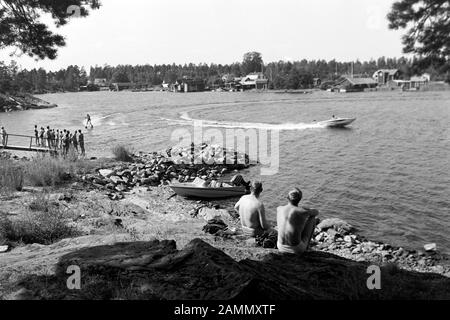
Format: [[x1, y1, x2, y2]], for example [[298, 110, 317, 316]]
[[1, 53, 449, 94]]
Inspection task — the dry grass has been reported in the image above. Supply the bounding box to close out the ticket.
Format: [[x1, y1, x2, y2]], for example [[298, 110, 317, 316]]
[[25, 156, 71, 187], [24, 155, 97, 187], [0, 161, 24, 193], [0, 200, 79, 245], [111, 145, 133, 162]]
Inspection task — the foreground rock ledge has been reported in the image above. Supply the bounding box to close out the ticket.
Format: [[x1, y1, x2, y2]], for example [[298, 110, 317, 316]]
[[11, 239, 450, 300]]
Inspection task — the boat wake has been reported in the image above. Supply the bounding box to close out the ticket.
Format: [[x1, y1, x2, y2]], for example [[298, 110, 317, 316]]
[[85, 113, 129, 127], [164, 111, 327, 131]]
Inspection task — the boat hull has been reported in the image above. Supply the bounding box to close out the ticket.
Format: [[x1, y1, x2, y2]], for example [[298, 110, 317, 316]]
[[321, 118, 356, 128], [169, 184, 247, 199]]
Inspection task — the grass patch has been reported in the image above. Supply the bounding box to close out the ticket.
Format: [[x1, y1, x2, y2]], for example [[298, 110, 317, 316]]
[[111, 145, 133, 162], [24, 155, 97, 187], [0, 205, 78, 246], [28, 192, 58, 212], [0, 161, 24, 193], [25, 156, 71, 187]]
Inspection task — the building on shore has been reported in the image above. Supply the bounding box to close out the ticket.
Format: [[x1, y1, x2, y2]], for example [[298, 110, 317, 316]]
[[372, 69, 401, 85], [110, 82, 135, 91], [93, 78, 108, 86], [239, 72, 268, 90], [409, 73, 431, 89], [313, 77, 322, 87], [332, 76, 377, 92], [223, 76, 243, 91], [171, 77, 206, 92]]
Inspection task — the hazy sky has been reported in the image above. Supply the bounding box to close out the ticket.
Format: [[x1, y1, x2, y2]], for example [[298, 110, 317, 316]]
[[0, 0, 406, 71]]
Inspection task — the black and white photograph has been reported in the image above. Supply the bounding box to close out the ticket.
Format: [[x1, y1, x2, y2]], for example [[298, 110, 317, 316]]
[[0, 0, 449, 312]]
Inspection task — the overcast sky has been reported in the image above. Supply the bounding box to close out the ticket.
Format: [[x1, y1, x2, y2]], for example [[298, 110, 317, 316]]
[[0, 0, 406, 71]]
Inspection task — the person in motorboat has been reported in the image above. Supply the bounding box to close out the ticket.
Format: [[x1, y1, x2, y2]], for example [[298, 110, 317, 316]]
[[277, 188, 319, 255], [234, 181, 271, 237], [230, 174, 251, 191]]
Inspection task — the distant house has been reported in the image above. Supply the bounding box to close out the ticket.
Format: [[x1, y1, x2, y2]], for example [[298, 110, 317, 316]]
[[410, 73, 430, 88], [313, 77, 322, 87], [240, 72, 268, 90], [171, 77, 205, 92], [372, 69, 401, 85], [221, 74, 235, 83], [223, 76, 243, 91], [162, 81, 170, 90], [334, 76, 377, 92], [111, 82, 135, 91], [93, 78, 108, 87]]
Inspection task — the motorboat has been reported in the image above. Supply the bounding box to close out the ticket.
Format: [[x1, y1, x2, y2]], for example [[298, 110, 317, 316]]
[[169, 183, 247, 199], [320, 117, 356, 128]]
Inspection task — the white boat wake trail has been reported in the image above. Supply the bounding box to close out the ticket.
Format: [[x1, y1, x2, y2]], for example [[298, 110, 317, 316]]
[[85, 113, 129, 127], [163, 112, 327, 131]]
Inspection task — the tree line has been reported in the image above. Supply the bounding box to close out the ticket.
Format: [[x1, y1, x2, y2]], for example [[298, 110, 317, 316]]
[[1, 55, 448, 94], [0, 0, 448, 94]]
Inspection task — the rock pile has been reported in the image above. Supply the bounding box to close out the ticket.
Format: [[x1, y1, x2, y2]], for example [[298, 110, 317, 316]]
[[83, 145, 252, 200], [311, 218, 450, 275]]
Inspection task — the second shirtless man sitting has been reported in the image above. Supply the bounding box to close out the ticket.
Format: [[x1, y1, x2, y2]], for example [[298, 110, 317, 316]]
[[234, 181, 271, 237], [277, 188, 319, 255]]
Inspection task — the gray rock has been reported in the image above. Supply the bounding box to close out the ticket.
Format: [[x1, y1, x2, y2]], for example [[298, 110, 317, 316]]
[[99, 169, 114, 178], [0, 245, 9, 253], [352, 247, 362, 254], [315, 233, 325, 242], [424, 243, 437, 252], [115, 184, 127, 192], [110, 176, 123, 184], [343, 235, 354, 244], [326, 228, 339, 239], [317, 218, 354, 233]]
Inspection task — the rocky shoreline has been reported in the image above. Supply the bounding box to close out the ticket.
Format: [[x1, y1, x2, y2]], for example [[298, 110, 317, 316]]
[[82, 145, 252, 200], [79, 150, 450, 277], [0, 149, 449, 299], [0, 93, 57, 112]]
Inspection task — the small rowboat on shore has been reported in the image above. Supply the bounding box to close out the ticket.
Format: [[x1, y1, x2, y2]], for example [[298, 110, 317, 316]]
[[169, 183, 248, 199]]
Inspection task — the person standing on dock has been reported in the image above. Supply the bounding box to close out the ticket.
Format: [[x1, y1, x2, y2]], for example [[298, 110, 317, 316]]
[[45, 126, 52, 149], [0, 127, 7, 146], [63, 132, 70, 156], [78, 130, 85, 156], [55, 130, 60, 149], [34, 125, 39, 146], [60, 130, 65, 149], [72, 131, 79, 153], [39, 127, 44, 147]]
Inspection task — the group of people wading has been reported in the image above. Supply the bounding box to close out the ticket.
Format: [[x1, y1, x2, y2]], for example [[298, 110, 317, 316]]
[[34, 125, 86, 157]]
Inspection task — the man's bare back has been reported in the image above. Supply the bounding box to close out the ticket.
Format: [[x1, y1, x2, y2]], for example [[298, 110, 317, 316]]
[[276, 188, 318, 254], [234, 182, 270, 237]]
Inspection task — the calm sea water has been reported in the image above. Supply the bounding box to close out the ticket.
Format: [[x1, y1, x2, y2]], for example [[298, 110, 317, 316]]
[[1, 90, 449, 253]]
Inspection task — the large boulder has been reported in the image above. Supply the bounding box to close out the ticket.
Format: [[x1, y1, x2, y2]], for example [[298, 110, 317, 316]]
[[317, 218, 354, 234]]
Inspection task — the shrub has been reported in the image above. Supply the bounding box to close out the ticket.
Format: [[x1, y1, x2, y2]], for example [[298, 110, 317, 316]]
[[28, 192, 58, 212], [0, 161, 24, 193], [0, 206, 78, 245], [112, 145, 133, 162], [25, 156, 70, 187]]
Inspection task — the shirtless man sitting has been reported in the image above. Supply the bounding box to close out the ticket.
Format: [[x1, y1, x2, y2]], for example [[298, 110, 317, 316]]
[[277, 188, 319, 255], [234, 181, 271, 237]]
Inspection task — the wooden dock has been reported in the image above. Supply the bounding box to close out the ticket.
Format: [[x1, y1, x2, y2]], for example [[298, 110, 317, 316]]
[[0, 134, 58, 155]]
